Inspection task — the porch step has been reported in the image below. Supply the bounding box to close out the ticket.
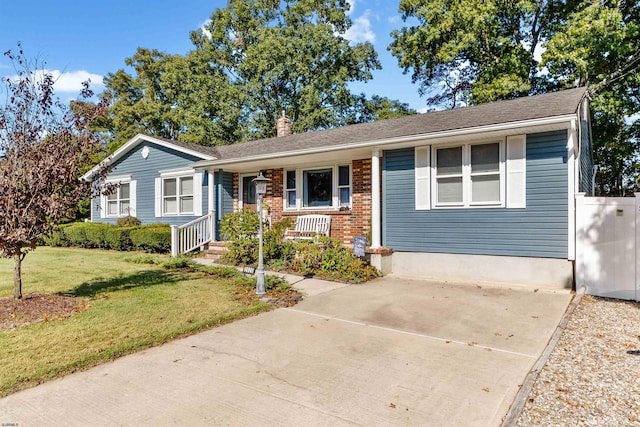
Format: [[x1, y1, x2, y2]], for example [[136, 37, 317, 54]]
[[203, 241, 229, 262]]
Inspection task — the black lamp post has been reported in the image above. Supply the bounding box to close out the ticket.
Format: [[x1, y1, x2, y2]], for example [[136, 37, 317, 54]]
[[252, 172, 271, 295]]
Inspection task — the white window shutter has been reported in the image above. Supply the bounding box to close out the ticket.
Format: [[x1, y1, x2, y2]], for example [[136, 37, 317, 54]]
[[506, 135, 526, 208], [129, 180, 137, 217], [99, 195, 106, 219], [155, 177, 162, 217], [415, 146, 431, 210], [193, 172, 203, 216]]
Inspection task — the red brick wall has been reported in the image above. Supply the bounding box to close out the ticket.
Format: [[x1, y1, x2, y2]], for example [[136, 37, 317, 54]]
[[232, 161, 372, 244]]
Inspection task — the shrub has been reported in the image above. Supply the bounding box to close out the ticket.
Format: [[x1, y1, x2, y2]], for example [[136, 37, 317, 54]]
[[45, 222, 171, 253], [130, 226, 171, 253], [288, 237, 379, 283], [222, 212, 295, 266], [116, 216, 142, 227], [83, 223, 112, 248], [104, 227, 135, 251], [220, 210, 260, 241], [63, 223, 90, 247], [43, 225, 71, 247]]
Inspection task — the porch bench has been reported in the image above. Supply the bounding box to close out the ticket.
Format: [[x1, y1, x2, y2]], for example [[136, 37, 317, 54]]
[[284, 214, 331, 240]]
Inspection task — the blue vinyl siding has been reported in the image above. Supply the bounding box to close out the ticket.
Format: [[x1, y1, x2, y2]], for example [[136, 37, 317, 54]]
[[91, 142, 209, 225], [383, 130, 569, 258]]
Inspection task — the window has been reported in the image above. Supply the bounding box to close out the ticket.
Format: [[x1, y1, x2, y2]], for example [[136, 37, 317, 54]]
[[101, 176, 136, 218], [163, 176, 194, 215], [285, 170, 297, 209], [338, 165, 350, 208], [284, 165, 351, 211], [155, 171, 202, 217], [415, 136, 525, 211], [303, 168, 332, 207], [107, 183, 130, 216], [433, 142, 504, 207]]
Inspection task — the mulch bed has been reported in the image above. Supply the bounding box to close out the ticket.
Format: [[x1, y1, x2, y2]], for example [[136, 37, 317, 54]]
[[0, 294, 88, 332]]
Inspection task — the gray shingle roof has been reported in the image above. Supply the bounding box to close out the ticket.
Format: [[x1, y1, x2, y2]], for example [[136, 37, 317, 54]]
[[208, 87, 587, 161], [151, 136, 220, 158]]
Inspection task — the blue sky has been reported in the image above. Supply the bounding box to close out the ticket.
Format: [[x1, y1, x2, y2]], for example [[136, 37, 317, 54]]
[[0, 0, 427, 113]]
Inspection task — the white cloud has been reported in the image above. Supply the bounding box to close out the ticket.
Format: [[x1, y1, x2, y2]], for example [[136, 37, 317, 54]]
[[417, 106, 429, 114], [344, 10, 375, 44], [49, 70, 104, 92], [346, 0, 356, 15], [388, 15, 401, 25], [5, 69, 104, 93], [199, 19, 212, 40]]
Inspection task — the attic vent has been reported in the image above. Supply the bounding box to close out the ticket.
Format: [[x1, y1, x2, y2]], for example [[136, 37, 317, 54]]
[[276, 110, 292, 137]]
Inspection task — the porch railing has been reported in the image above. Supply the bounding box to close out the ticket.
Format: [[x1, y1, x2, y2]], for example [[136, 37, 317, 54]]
[[170, 210, 216, 257]]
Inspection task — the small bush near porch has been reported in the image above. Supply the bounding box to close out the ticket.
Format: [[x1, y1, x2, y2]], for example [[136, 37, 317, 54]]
[[220, 211, 379, 283], [0, 247, 293, 397]]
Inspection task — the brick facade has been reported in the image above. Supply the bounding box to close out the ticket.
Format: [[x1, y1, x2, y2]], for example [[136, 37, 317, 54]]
[[230, 159, 372, 244]]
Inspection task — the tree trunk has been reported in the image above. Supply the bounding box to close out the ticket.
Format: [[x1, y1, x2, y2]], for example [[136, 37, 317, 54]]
[[13, 254, 22, 300]]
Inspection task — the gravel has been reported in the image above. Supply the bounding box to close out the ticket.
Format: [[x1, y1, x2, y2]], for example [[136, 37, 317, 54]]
[[517, 295, 640, 426]]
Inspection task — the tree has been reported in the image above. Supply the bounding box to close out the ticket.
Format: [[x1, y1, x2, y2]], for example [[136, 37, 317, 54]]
[[103, 48, 244, 150], [543, 1, 640, 195], [103, 1, 389, 150], [190, 0, 381, 139], [390, 0, 639, 195], [0, 46, 110, 299]]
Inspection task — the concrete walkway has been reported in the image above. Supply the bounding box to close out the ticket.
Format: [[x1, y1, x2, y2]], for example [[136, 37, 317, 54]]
[[0, 275, 572, 426]]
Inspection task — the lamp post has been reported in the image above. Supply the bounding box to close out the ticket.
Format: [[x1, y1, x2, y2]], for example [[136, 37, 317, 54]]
[[252, 172, 270, 295]]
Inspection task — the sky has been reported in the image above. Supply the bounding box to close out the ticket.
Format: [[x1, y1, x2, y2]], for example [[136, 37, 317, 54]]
[[0, 0, 428, 113]]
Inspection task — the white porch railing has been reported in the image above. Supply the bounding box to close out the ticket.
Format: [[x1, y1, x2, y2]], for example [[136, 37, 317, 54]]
[[171, 210, 216, 257]]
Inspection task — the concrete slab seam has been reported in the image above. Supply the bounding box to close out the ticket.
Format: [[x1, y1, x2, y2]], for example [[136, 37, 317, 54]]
[[284, 308, 536, 359], [500, 289, 583, 427]]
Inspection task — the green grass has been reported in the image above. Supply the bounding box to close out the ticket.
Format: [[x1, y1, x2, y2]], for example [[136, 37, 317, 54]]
[[0, 247, 271, 397]]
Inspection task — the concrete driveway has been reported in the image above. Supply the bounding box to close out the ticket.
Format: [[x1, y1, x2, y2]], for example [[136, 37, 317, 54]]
[[0, 276, 571, 426]]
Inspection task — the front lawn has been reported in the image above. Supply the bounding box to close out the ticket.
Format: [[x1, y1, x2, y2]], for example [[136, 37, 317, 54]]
[[0, 247, 283, 397]]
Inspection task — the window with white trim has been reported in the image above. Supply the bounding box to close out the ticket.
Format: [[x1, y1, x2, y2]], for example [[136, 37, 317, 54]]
[[433, 142, 503, 207], [285, 170, 297, 209], [107, 183, 131, 216], [163, 176, 194, 215], [155, 171, 203, 217], [284, 165, 351, 211], [101, 177, 137, 218], [415, 136, 526, 211]]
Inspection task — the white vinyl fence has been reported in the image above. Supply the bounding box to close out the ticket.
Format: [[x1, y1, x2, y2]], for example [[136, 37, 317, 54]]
[[575, 193, 639, 301]]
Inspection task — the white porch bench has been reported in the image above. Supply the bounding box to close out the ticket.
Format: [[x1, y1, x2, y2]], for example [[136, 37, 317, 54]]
[[284, 214, 331, 240]]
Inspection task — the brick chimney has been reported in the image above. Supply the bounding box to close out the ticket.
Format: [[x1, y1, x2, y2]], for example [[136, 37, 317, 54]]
[[276, 110, 292, 137]]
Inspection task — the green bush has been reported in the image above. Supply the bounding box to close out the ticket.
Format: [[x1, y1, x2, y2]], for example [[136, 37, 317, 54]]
[[220, 210, 260, 240], [45, 222, 171, 253], [44, 225, 71, 247], [63, 223, 90, 247], [220, 209, 379, 283], [288, 237, 379, 283], [221, 212, 295, 266], [116, 216, 142, 227], [83, 223, 112, 248], [130, 226, 171, 253], [105, 227, 135, 251]]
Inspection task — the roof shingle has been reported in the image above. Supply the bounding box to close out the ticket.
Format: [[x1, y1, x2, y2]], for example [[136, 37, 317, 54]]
[[208, 87, 587, 161]]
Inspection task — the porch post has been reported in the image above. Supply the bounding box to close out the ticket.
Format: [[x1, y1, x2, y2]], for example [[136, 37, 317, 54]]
[[371, 149, 381, 248], [170, 225, 179, 257], [208, 171, 216, 242]]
